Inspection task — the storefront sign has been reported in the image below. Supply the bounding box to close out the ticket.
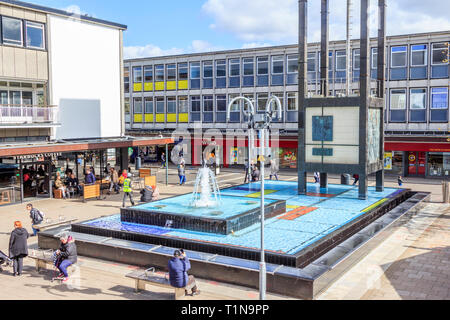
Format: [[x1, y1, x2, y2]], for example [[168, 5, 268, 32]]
[[384, 152, 392, 170], [408, 154, 416, 162], [15, 152, 62, 161]]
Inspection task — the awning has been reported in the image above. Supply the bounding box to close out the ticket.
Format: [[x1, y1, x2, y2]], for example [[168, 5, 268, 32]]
[[385, 142, 450, 152], [0, 136, 174, 157]]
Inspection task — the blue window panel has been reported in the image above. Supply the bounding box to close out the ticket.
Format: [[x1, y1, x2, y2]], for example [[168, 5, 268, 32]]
[[390, 68, 407, 80], [390, 110, 406, 122], [287, 73, 298, 85], [257, 75, 269, 86], [203, 112, 213, 123], [216, 78, 226, 88], [410, 110, 426, 122], [312, 148, 333, 156], [243, 76, 254, 87], [328, 71, 333, 83], [216, 112, 226, 123], [410, 67, 427, 80], [230, 112, 240, 123], [271, 74, 284, 86], [190, 79, 200, 89], [392, 46, 407, 52], [352, 71, 360, 82], [371, 69, 378, 80], [430, 109, 448, 122], [272, 112, 284, 123], [307, 73, 316, 84], [431, 65, 449, 79], [229, 77, 240, 88], [203, 79, 213, 89], [312, 116, 333, 141], [412, 44, 427, 51], [286, 112, 298, 123], [190, 113, 201, 122], [334, 71, 346, 83]]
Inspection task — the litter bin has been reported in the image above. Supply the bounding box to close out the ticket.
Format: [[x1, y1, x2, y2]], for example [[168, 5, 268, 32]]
[[341, 174, 351, 185], [135, 156, 142, 171]]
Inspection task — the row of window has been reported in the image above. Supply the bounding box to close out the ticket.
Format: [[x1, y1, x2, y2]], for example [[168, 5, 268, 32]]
[[125, 42, 449, 92], [0, 15, 45, 49]]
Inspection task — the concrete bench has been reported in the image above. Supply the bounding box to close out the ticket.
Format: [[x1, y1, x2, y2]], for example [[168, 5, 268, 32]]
[[126, 268, 186, 300], [33, 217, 77, 232], [28, 249, 79, 274]]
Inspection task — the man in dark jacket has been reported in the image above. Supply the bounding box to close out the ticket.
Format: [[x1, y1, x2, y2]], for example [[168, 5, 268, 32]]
[[9, 221, 29, 276], [85, 169, 96, 185], [55, 234, 77, 282], [168, 249, 200, 296], [27, 203, 43, 236]]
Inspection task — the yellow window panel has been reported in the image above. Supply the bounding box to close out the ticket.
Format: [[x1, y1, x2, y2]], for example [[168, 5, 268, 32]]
[[178, 80, 188, 90], [144, 82, 153, 91], [133, 83, 142, 92], [155, 82, 165, 91], [178, 113, 188, 123], [156, 114, 165, 123], [167, 114, 177, 123], [144, 114, 154, 123], [166, 81, 177, 91], [134, 114, 143, 123]]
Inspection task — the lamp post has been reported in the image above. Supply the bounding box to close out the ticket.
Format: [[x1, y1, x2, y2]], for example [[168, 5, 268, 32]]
[[227, 95, 282, 300]]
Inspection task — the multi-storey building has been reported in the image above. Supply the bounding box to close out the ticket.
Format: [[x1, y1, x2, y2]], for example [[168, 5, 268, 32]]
[[125, 31, 449, 179]]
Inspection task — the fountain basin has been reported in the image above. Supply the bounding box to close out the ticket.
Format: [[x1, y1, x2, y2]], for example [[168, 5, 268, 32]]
[[120, 194, 286, 235]]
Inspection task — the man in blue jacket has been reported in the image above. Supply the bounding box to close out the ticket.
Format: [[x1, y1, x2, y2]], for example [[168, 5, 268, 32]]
[[168, 249, 200, 296]]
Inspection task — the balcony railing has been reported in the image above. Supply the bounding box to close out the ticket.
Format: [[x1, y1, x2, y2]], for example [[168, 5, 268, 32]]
[[0, 105, 58, 125]]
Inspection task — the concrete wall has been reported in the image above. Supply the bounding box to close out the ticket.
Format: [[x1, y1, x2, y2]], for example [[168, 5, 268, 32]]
[[0, 4, 48, 81], [48, 15, 122, 140]]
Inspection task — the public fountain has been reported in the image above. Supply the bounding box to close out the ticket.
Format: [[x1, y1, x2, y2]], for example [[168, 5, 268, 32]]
[[191, 164, 221, 208]]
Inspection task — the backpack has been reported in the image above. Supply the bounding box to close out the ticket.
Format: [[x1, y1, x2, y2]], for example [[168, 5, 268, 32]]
[[33, 209, 45, 223]]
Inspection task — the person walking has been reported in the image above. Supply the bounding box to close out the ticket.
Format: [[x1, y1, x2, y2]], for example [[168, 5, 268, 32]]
[[398, 176, 404, 187], [314, 172, 320, 184], [244, 160, 250, 184], [178, 163, 186, 185], [352, 174, 359, 186], [168, 249, 200, 296], [122, 173, 135, 208], [108, 168, 119, 195], [9, 221, 29, 277], [27, 203, 44, 237], [161, 152, 166, 168], [54, 234, 77, 282], [269, 157, 279, 181]]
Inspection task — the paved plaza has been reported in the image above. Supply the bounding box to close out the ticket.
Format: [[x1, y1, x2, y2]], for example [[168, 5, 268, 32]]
[[0, 167, 448, 300]]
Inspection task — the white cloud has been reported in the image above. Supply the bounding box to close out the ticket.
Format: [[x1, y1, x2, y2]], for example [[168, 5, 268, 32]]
[[241, 42, 273, 49], [189, 40, 224, 53], [63, 5, 85, 16]]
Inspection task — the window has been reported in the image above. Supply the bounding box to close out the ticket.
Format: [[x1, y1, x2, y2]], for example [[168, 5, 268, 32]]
[[243, 94, 254, 114], [272, 55, 284, 74], [371, 48, 378, 69], [271, 93, 284, 112], [2, 17, 23, 46], [243, 58, 254, 75], [124, 98, 130, 114], [411, 45, 427, 66], [124, 67, 129, 93], [390, 89, 407, 109], [335, 51, 346, 71], [288, 54, 299, 73], [287, 92, 298, 111], [144, 66, 153, 82], [203, 61, 213, 78], [155, 65, 164, 81], [203, 96, 213, 112], [133, 66, 142, 83], [257, 93, 268, 111], [167, 64, 176, 81], [167, 97, 176, 113], [257, 57, 268, 75], [432, 43, 449, 65], [431, 88, 448, 109], [133, 97, 142, 114], [178, 63, 188, 80], [410, 88, 426, 109], [178, 96, 188, 113], [353, 49, 360, 70], [216, 95, 227, 112], [307, 53, 316, 72], [216, 60, 226, 77], [191, 96, 201, 112], [229, 59, 240, 77], [391, 46, 407, 68], [228, 94, 240, 112], [144, 97, 153, 114], [190, 62, 200, 79], [156, 97, 164, 113], [25, 21, 44, 49]]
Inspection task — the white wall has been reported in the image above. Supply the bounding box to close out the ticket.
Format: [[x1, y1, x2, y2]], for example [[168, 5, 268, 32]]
[[48, 15, 121, 140]]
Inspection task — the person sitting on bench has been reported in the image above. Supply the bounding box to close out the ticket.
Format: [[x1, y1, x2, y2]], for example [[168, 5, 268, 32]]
[[54, 234, 77, 282], [168, 249, 200, 296]]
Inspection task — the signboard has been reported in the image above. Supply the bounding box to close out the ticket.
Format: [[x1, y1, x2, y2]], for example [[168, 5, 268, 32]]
[[15, 152, 62, 161], [384, 152, 392, 170], [230, 147, 238, 164]]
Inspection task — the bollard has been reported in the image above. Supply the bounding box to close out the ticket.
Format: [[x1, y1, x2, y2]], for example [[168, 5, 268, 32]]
[[443, 181, 449, 204]]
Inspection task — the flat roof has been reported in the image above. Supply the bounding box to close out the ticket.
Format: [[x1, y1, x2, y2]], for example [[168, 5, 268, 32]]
[[0, 136, 173, 157], [0, 0, 127, 30]]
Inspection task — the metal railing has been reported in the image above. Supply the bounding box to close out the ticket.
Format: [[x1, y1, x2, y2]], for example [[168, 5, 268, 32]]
[[305, 78, 383, 98], [0, 104, 58, 124]]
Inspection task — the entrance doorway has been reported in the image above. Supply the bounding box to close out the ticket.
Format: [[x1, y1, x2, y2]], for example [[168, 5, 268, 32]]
[[407, 151, 426, 176], [20, 160, 52, 200]]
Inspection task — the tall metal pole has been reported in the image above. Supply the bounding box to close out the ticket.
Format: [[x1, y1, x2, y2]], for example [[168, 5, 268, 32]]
[[165, 144, 169, 185], [259, 128, 266, 300], [346, 0, 353, 96]]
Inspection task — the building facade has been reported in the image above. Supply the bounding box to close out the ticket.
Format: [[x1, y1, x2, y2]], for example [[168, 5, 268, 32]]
[[125, 31, 449, 178]]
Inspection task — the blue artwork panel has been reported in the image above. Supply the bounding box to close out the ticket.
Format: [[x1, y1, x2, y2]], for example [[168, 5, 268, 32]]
[[312, 116, 333, 141]]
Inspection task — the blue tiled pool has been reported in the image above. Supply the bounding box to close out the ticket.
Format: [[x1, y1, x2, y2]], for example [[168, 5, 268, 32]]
[[82, 181, 404, 256]]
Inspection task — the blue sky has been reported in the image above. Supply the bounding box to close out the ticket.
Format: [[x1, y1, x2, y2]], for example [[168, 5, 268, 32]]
[[24, 0, 450, 59]]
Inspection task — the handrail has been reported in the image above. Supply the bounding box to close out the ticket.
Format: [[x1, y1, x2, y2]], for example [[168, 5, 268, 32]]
[[0, 105, 58, 124]]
